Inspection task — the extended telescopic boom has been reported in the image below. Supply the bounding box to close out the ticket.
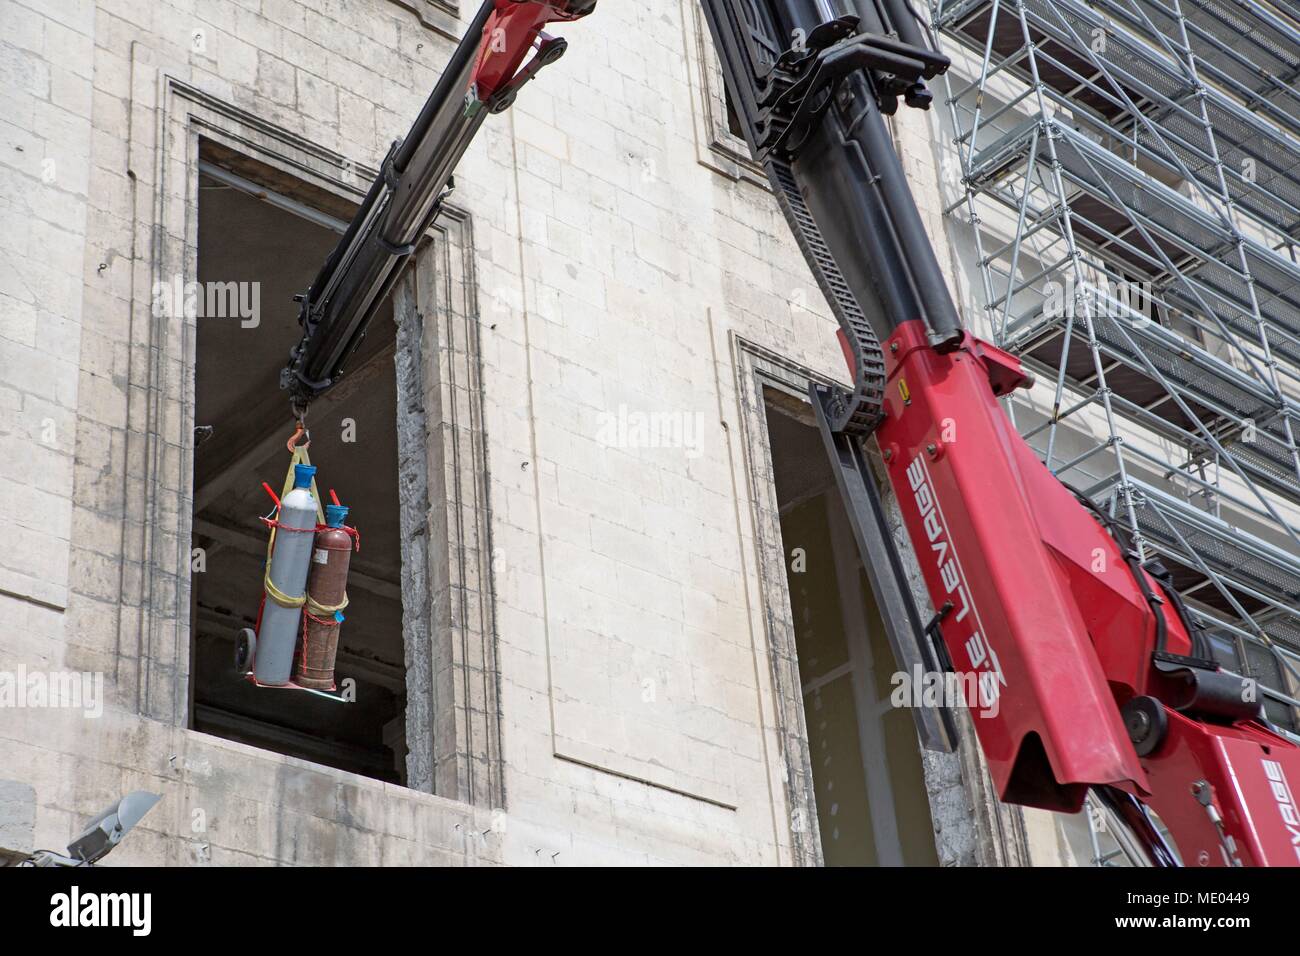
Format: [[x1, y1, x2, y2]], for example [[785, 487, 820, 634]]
[[700, 0, 963, 752], [281, 0, 595, 416]]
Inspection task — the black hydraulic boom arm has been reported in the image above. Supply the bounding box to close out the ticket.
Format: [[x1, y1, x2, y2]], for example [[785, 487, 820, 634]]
[[281, 0, 595, 416], [700, 0, 959, 434], [699, 0, 964, 751]]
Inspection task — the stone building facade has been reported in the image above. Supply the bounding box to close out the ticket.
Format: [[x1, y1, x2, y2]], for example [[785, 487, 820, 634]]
[[0, 0, 1102, 865]]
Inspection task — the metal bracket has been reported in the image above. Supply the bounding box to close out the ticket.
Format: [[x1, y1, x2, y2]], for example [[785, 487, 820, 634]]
[[484, 33, 569, 114], [755, 17, 947, 161]]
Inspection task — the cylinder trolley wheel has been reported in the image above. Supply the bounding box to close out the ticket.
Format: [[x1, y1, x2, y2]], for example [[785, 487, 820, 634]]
[[235, 628, 257, 677]]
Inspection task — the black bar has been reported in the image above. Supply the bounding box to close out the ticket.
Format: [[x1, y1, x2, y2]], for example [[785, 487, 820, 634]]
[[811, 382, 958, 753], [284, 0, 497, 407]]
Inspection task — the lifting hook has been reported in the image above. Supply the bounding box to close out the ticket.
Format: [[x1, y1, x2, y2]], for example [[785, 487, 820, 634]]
[[286, 418, 311, 454]]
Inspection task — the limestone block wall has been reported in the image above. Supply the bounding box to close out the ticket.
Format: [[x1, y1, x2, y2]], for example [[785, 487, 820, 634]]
[[0, 0, 1061, 866]]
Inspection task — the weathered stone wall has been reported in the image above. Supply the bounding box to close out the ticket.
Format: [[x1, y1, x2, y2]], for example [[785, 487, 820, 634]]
[[0, 0, 1062, 865]]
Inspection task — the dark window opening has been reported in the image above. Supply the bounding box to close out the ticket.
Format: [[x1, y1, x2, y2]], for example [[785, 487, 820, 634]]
[[764, 388, 938, 865], [190, 142, 408, 783]]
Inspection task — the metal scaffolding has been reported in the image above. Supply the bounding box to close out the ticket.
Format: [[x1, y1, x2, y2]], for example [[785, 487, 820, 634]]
[[933, 0, 1300, 757]]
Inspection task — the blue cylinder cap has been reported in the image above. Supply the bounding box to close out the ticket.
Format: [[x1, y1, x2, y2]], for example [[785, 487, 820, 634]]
[[293, 464, 317, 490], [326, 504, 349, 528]]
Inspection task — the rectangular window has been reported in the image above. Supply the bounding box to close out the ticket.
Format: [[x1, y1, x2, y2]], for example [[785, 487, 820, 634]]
[[189, 144, 409, 784], [764, 388, 938, 865]]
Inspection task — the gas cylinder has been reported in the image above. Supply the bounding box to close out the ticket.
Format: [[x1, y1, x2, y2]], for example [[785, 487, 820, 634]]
[[293, 503, 353, 690], [253, 463, 319, 685]]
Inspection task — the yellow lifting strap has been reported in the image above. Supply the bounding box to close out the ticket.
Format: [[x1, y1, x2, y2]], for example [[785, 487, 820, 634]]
[[262, 444, 327, 610], [305, 590, 349, 618]]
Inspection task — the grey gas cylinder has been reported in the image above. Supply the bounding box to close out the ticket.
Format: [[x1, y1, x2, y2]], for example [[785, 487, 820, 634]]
[[253, 463, 319, 685]]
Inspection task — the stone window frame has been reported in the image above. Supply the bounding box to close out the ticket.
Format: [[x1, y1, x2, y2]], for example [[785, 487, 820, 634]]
[[123, 65, 502, 808], [386, 0, 461, 41], [731, 334, 1031, 866], [730, 336, 832, 866], [684, 1, 768, 188], [683, 5, 911, 191], [392, 209, 504, 809]]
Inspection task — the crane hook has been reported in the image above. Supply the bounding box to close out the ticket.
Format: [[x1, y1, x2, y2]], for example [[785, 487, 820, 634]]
[[286, 418, 311, 454]]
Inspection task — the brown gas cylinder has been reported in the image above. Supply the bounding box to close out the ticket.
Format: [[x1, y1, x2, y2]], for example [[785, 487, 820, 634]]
[[293, 503, 353, 690]]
